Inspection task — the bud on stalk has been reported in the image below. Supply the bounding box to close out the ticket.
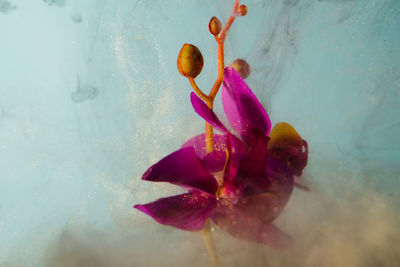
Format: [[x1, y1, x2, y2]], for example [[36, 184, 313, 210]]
[[230, 58, 251, 79], [238, 5, 248, 16], [208, 16, 222, 36], [177, 44, 204, 78]]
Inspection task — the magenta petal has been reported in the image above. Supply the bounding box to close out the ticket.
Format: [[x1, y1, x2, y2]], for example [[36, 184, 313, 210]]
[[182, 133, 226, 159], [182, 134, 226, 172], [182, 133, 246, 172], [264, 158, 294, 205], [135, 191, 216, 231], [202, 151, 228, 173], [234, 158, 294, 222], [212, 206, 293, 249], [235, 194, 284, 224], [142, 147, 218, 194], [233, 129, 294, 200], [234, 129, 271, 195], [222, 134, 244, 195], [222, 67, 271, 143], [190, 92, 228, 133], [231, 129, 293, 220]]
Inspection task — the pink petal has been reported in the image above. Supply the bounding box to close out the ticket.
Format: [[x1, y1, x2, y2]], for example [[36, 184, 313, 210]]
[[135, 190, 216, 231], [182, 133, 246, 172], [211, 204, 293, 249], [190, 92, 228, 134], [222, 67, 271, 144], [142, 147, 218, 194]]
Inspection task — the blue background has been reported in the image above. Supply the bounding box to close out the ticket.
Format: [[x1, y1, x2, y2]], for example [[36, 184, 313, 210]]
[[0, 0, 399, 266]]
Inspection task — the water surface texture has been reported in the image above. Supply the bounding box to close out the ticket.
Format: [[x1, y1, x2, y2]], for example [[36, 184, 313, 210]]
[[0, 0, 399, 266]]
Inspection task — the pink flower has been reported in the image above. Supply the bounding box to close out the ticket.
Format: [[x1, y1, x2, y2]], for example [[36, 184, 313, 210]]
[[134, 67, 308, 249]]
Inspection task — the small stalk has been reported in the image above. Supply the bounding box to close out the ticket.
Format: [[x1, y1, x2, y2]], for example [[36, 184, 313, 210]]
[[202, 220, 221, 267]]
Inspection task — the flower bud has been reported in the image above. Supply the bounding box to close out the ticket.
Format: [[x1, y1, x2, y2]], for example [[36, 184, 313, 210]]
[[267, 122, 308, 176], [177, 44, 204, 78], [208, 16, 222, 36], [230, 58, 251, 79], [269, 123, 302, 149], [238, 5, 248, 16]]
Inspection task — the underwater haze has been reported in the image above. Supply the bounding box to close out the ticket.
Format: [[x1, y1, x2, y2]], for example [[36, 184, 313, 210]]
[[0, 0, 399, 266]]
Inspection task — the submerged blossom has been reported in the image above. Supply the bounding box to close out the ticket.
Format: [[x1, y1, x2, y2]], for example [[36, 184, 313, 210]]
[[134, 67, 309, 249]]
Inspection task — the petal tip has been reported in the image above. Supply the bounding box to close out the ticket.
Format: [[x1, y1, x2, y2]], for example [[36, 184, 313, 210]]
[[133, 204, 148, 214], [141, 167, 152, 181]]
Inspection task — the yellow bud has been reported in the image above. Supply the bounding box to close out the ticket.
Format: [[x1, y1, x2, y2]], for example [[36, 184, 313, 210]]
[[238, 5, 248, 16], [177, 43, 204, 78], [208, 16, 222, 36], [268, 122, 303, 150], [268, 122, 307, 176], [230, 58, 251, 79]]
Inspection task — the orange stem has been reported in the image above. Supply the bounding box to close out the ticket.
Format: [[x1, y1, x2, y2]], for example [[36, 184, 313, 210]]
[[188, 0, 242, 153], [188, 77, 210, 102], [233, 0, 240, 13], [201, 2, 242, 266], [205, 99, 214, 153], [209, 40, 224, 100], [205, 3, 240, 154]]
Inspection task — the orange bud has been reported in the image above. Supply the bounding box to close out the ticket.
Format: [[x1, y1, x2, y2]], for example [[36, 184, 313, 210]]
[[208, 16, 222, 36], [230, 58, 251, 79], [238, 5, 247, 16], [177, 44, 204, 78]]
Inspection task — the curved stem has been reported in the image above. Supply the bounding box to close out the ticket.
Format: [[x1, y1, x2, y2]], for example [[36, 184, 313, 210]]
[[208, 0, 241, 101], [189, 77, 210, 102], [209, 40, 225, 100], [206, 3, 240, 153], [218, 0, 240, 43]]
